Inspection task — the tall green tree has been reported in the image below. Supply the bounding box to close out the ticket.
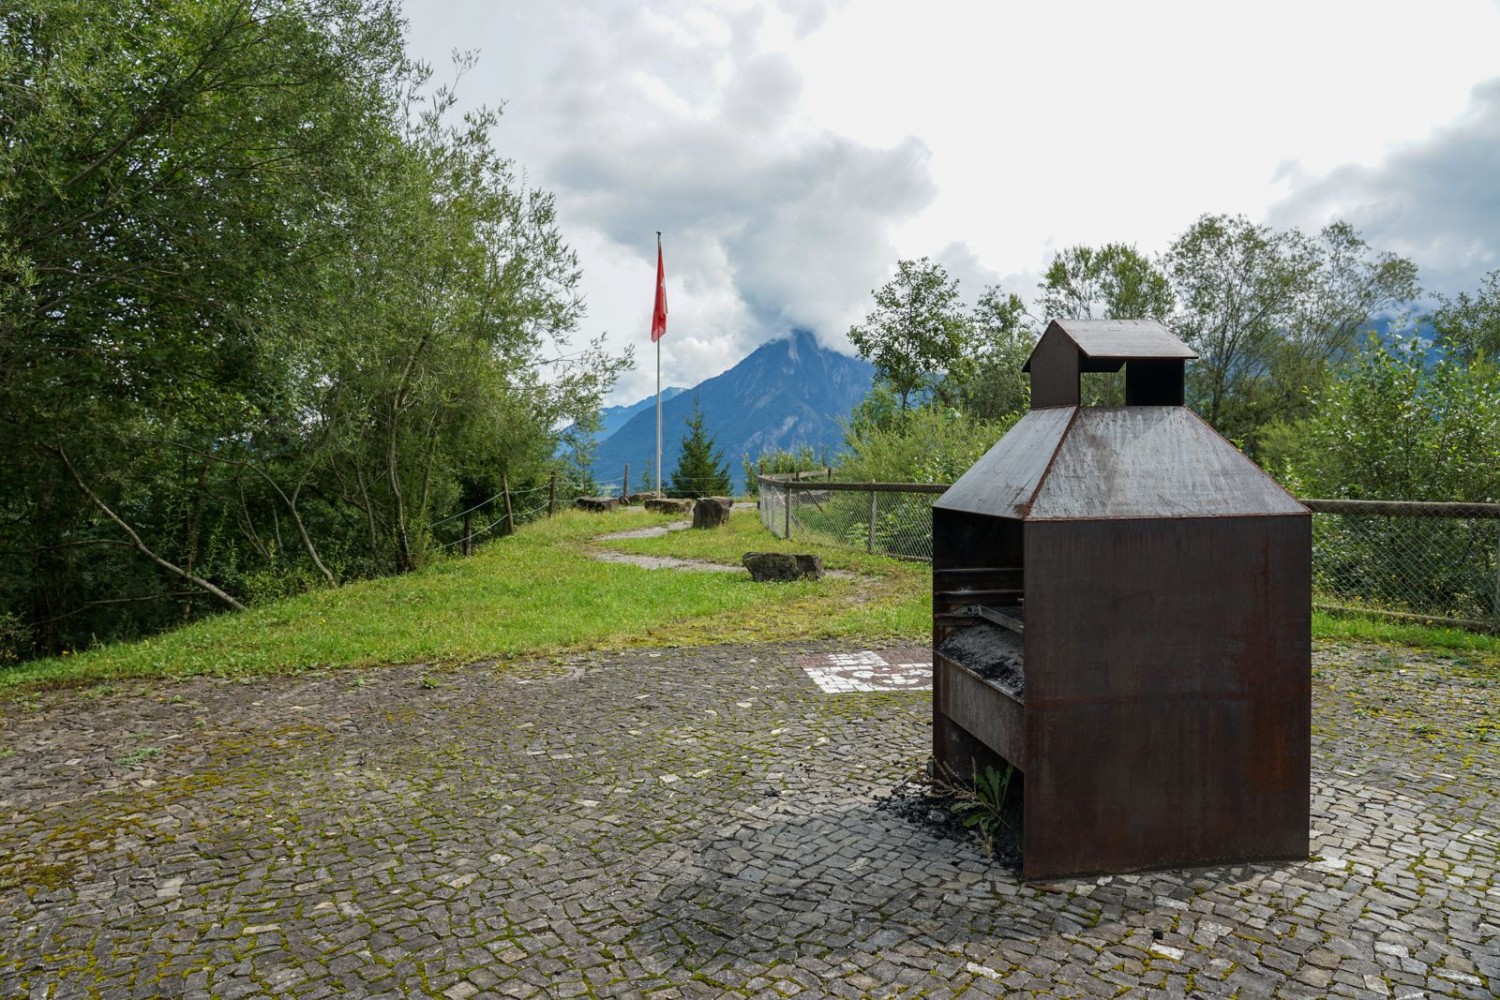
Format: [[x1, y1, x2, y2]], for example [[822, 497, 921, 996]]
[[1165, 215, 1418, 450], [1037, 243, 1173, 322], [667, 401, 732, 498], [1263, 337, 1500, 503], [959, 284, 1034, 421], [848, 258, 971, 410], [0, 0, 628, 660], [1432, 269, 1500, 367]]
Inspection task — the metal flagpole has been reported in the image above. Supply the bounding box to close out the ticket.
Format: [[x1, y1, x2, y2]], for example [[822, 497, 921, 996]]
[[655, 332, 661, 495], [655, 231, 663, 496]]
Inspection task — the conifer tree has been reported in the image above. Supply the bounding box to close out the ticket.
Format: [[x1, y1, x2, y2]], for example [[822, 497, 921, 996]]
[[667, 401, 732, 498]]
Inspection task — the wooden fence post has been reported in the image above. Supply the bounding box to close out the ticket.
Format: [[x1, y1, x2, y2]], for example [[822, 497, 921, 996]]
[[502, 474, 515, 536], [548, 472, 557, 518], [784, 482, 792, 540], [622, 463, 629, 503], [868, 490, 878, 554]]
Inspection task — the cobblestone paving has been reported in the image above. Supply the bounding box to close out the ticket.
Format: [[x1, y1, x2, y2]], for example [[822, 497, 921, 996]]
[[0, 641, 1495, 998]]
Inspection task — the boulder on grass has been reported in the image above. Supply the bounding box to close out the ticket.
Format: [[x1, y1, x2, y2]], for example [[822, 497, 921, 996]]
[[575, 496, 618, 513], [626, 492, 661, 505], [743, 552, 824, 582], [644, 498, 693, 515], [692, 497, 732, 529]]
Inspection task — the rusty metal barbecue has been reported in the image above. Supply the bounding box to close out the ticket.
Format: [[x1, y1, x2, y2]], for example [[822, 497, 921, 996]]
[[932, 319, 1311, 879]]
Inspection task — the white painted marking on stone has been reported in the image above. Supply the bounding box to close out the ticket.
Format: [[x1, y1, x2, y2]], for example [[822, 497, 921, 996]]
[[799, 651, 932, 693], [965, 961, 1002, 981], [1149, 943, 1184, 961], [243, 924, 280, 935], [660, 774, 679, 784]]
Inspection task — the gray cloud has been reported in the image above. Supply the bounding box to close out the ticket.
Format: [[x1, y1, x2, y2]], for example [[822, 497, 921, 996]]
[[1268, 77, 1500, 296], [524, 2, 936, 362]]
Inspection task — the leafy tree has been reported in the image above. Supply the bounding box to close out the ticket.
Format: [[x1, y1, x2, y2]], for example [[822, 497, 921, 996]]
[[1038, 243, 1172, 322], [1165, 215, 1418, 450], [848, 258, 971, 410], [1261, 336, 1500, 620], [840, 405, 1019, 485], [0, 1, 629, 660], [959, 285, 1034, 420], [1263, 337, 1500, 503], [667, 401, 732, 498], [1432, 269, 1500, 367], [742, 446, 828, 497]]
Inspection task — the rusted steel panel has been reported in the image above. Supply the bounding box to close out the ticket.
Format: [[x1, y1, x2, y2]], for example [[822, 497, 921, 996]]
[[1026, 329, 1082, 407], [932, 566, 1024, 618], [1022, 695, 1308, 878], [1027, 408, 1306, 520], [1021, 516, 1310, 878], [934, 652, 1026, 769], [935, 408, 1074, 520]]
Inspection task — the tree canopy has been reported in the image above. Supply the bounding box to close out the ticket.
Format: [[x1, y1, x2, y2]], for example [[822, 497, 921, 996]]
[[0, 0, 628, 661], [847, 258, 971, 411]]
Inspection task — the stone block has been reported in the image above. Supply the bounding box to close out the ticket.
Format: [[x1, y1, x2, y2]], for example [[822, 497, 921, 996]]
[[742, 552, 824, 581]]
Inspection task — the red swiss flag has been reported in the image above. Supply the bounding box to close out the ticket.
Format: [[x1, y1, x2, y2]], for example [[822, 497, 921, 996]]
[[651, 237, 667, 342]]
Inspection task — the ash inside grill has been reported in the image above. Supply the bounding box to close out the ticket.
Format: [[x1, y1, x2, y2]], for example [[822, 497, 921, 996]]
[[938, 619, 1024, 698]]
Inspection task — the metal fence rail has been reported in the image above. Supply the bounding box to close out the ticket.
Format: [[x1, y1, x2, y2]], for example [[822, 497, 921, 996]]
[[759, 479, 1500, 632], [1301, 499, 1500, 632]]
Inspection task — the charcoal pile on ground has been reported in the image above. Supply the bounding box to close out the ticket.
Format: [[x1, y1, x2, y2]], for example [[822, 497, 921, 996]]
[[938, 621, 1025, 697], [875, 775, 1023, 869]]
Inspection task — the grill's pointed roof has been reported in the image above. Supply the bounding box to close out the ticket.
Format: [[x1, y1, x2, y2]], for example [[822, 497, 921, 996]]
[[936, 407, 1303, 520]]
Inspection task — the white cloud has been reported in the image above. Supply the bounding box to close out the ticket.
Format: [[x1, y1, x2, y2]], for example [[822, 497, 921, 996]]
[[1268, 77, 1500, 297], [401, 0, 1500, 402]]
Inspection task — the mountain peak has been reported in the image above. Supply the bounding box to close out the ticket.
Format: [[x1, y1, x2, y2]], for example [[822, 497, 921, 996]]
[[590, 331, 873, 491]]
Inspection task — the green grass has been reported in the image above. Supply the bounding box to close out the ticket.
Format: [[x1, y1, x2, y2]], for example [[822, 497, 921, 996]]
[[1312, 608, 1500, 659], [0, 508, 930, 695], [7, 505, 1496, 698]]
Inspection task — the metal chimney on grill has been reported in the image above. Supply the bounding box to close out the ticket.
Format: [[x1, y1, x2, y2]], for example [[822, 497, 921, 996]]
[[932, 319, 1311, 879]]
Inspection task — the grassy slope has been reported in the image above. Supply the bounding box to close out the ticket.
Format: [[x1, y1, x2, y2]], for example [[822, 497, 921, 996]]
[[4, 507, 1494, 697], [0, 508, 929, 694]]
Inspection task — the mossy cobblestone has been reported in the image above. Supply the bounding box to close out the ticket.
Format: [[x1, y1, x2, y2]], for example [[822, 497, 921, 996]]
[[0, 642, 1494, 997]]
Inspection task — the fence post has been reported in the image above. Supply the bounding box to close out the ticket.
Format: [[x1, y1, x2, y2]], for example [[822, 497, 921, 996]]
[[622, 463, 629, 503], [868, 489, 878, 554], [784, 482, 792, 540], [1494, 524, 1499, 632], [502, 474, 515, 536], [548, 472, 556, 518], [462, 511, 473, 556]]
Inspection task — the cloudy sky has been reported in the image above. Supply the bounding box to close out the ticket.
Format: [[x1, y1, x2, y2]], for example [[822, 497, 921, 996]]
[[403, 0, 1500, 404]]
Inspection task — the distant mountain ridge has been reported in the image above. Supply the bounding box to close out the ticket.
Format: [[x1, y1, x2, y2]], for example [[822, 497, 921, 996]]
[[590, 330, 874, 492], [593, 385, 687, 443]]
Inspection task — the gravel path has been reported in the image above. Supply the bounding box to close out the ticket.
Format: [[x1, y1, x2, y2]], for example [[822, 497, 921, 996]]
[[0, 641, 1495, 998]]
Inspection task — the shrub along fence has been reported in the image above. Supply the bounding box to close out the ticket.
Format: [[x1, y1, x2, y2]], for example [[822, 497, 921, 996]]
[[758, 476, 1500, 633]]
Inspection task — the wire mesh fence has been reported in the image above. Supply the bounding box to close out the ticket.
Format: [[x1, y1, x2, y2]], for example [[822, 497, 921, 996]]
[[757, 477, 947, 561], [1303, 500, 1500, 631], [759, 481, 1500, 632]]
